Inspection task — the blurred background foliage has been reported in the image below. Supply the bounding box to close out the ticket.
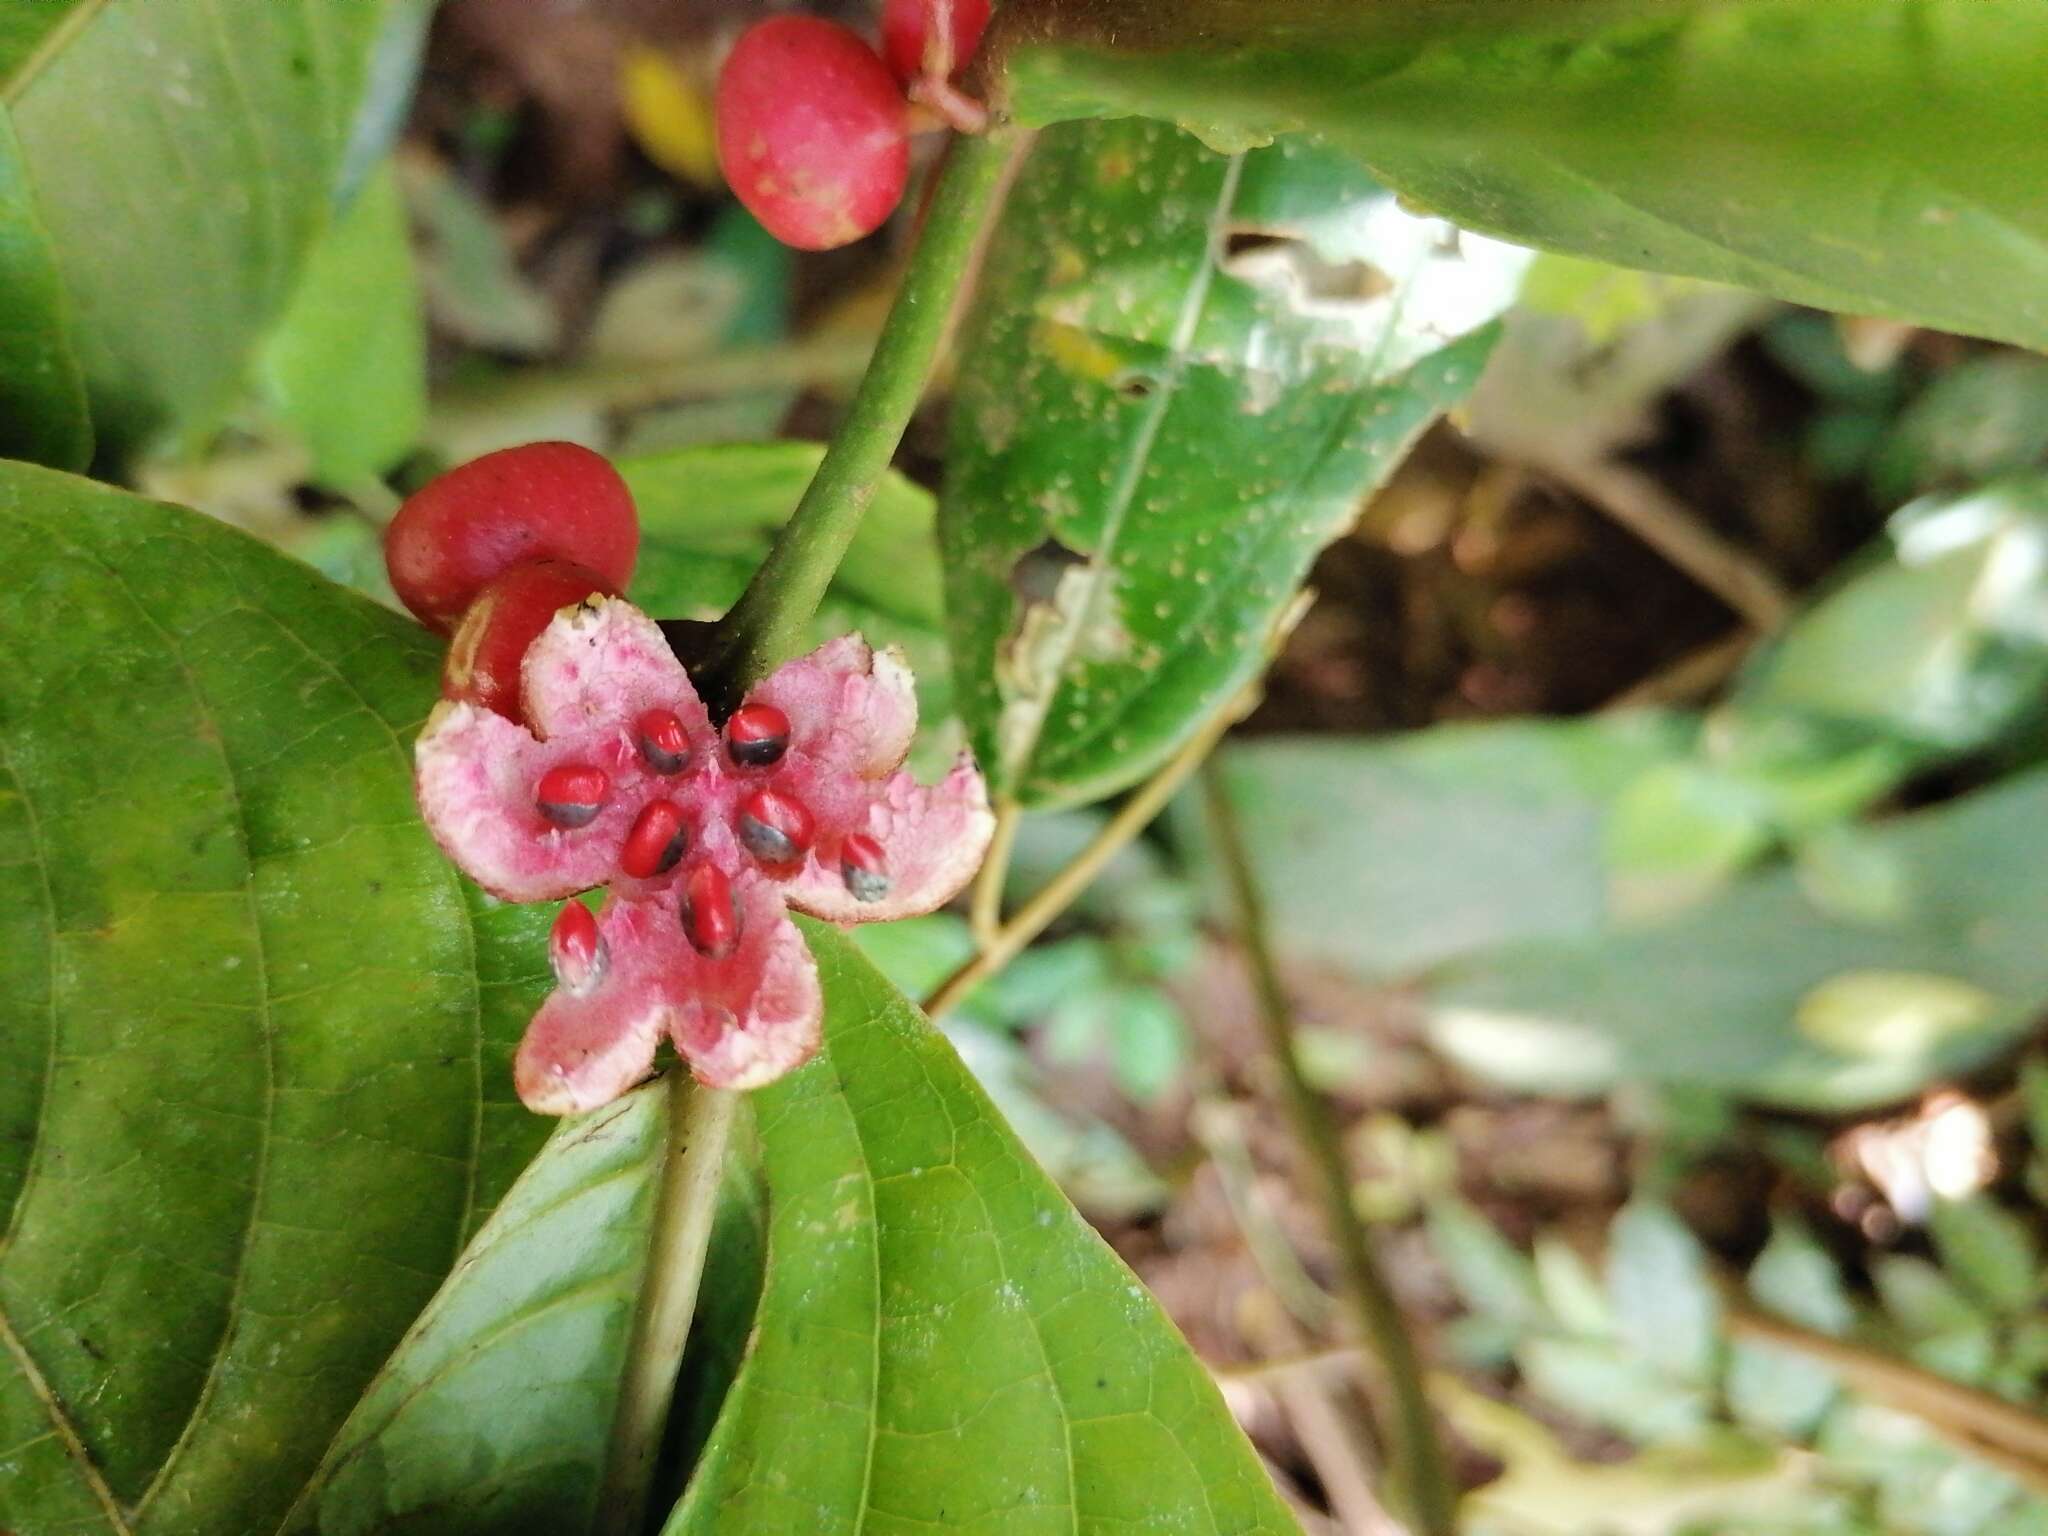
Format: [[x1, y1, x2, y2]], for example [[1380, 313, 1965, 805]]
[[32, 0, 2047, 1528]]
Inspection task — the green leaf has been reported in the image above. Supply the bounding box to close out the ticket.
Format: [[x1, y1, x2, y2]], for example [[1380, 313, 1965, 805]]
[[1192, 713, 1696, 982], [1607, 1202, 1718, 1386], [0, 460, 550, 1532], [665, 921, 1298, 1533], [623, 441, 942, 632], [259, 160, 426, 486], [1927, 1198, 2043, 1317], [993, 0, 2048, 350], [1426, 1199, 1546, 1330], [1720, 478, 2048, 767], [1728, 1218, 1848, 1439], [1427, 768, 2048, 1109], [290, 1086, 673, 1534], [3, 0, 418, 459], [942, 120, 1525, 809], [0, 113, 90, 469], [1873, 355, 2048, 502]]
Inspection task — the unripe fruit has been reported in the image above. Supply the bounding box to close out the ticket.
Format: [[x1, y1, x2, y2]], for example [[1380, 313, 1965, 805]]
[[881, 0, 989, 84], [635, 708, 691, 774], [724, 703, 791, 767], [681, 864, 740, 958], [715, 17, 910, 251], [536, 764, 610, 829], [386, 442, 639, 633], [620, 800, 690, 879], [737, 787, 816, 865], [839, 833, 891, 902], [549, 900, 607, 994], [443, 560, 614, 720]]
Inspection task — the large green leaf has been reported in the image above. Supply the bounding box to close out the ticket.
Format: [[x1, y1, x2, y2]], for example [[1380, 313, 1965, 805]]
[[941, 120, 1527, 809], [1425, 768, 2048, 1109], [288, 1086, 673, 1534], [990, 0, 2048, 350], [664, 920, 1298, 1534], [1, 0, 421, 460], [0, 461, 550, 1533], [285, 924, 1296, 1534]]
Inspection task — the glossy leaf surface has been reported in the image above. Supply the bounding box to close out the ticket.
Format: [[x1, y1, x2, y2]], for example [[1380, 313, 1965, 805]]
[[993, 0, 2048, 349], [2, 0, 416, 458], [664, 920, 1298, 1534], [0, 462, 550, 1533], [941, 120, 1526, 809]]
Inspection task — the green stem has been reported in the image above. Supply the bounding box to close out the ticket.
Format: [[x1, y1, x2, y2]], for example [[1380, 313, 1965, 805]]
[[598, 1075, 739, 1536], [1199, 762, 1459, 1536], [704, 131, 1016, 698]]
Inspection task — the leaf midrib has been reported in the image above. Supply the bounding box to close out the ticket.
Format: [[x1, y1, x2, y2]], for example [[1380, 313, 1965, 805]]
[[1001, 150, 1248, 792]]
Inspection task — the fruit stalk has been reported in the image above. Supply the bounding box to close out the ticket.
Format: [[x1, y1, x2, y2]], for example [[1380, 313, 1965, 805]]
[[703, 130, 1016, 700]]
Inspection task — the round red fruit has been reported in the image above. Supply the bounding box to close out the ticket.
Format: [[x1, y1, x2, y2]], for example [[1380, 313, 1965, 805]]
[[443, 561, 614, 721], [839, 833, 891, 903], [636, 708, 691, 775], [716, 17, 910, 251], [881, 0, 990, 84], [386, 442, 639, 632]]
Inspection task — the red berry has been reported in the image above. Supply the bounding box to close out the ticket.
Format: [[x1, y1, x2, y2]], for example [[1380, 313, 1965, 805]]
[[737, 787, 816, 865], [839, 833, 891, 902], [636, 708, 691, 775], [724, 703, 791, 767], [386, 442, 639, 632], [681, 864, 740, 959], [619, 800, 690, 879], [442, 560, 613, 720], [716, 17, 910, 251], [536, 764, 609, 830], [549, 901, 607, 994], [881, 0, 989, 84]]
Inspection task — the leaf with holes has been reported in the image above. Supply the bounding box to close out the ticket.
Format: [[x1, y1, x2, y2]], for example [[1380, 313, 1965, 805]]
[[940, 120, 1527, 809], [0, 0, 427, 461], [989, 0, 2048, 351], [0, 461, 551, 1534]]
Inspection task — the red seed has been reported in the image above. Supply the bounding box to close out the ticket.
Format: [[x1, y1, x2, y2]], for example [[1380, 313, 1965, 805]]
[[839, 833, 891, 903], [881, 0, 990, 83], [549, 901, 607, 994], [620, 800, 690, 879], [715, 17, 910, 251], [737, 788, 816, 865], [385, 442, 639, 633], [636, 708, 691, 774], [724, 703, 791, 767], [442, 560, 613, 721], [681, 864, 740, 958], [536, 764, 609, 829]]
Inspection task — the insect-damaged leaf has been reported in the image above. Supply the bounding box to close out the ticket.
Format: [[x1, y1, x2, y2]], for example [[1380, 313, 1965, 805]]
[[940, 121, 1526, 809]]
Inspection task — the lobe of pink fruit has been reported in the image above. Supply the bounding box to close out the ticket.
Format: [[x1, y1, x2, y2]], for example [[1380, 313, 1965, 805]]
[[412, 597, 994, 1110]]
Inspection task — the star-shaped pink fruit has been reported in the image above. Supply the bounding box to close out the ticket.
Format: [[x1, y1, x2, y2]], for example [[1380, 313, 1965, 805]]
[[413, 597, 993, 1111]]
